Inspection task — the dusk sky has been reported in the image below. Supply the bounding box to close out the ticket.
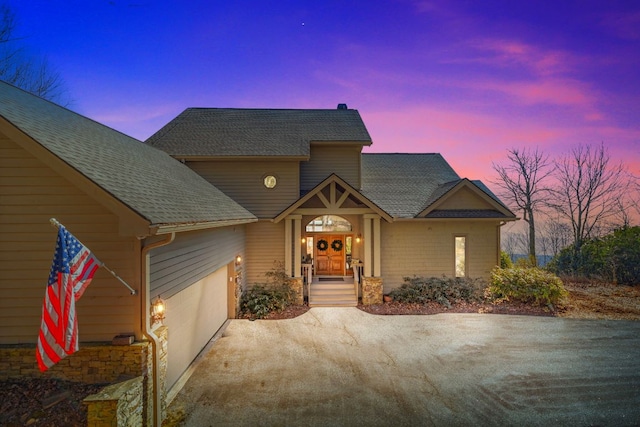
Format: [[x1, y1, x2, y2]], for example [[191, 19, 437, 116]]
[[7, 0, 640, 184]]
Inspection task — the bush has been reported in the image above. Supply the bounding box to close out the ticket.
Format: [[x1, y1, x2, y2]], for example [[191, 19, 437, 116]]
[[389, 276, 486, 308], [548, 226, 640, 286], [499, 251, 513, 268], [240, 262, 296, 319], [489, 267, 567, 307]]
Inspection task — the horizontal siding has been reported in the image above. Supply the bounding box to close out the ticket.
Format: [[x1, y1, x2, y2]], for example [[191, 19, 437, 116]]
[[149, 226, 245, 299], [380, 221, 499, 292], [438, 187, 493, 210], [245, 220, 285, 285], [300, 145, 361, 191], [187, 160, 299, 218], [0, 134, 139, 344]]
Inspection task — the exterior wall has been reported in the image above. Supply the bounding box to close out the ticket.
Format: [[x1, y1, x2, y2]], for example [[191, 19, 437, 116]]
[[186, 160, 299, 218], [300, 145, 362, 191], [245, 220, 285, 285], [163, 267, 228, 390], [380, 220, 499, 293], [437, 187, 493, 209], [149, 226, 245, 299], [0, 135, 140, 344]]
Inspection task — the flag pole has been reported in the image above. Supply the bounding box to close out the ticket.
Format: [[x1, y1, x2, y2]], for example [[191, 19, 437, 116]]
[[49, 218, 137, 295]]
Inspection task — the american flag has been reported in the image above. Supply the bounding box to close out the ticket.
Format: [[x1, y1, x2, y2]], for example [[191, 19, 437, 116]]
[[36, 225, 100, 372]]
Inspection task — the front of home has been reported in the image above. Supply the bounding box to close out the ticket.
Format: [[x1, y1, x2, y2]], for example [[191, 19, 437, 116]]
[[147, 106, 516, 305], [0, 82, 514, 425]]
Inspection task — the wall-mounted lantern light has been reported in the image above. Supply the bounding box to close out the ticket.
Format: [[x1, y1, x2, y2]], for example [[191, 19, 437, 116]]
[[151, 297, 165, 325], [356, 234, 362, 244], [301, 237, 306, 244], [235, 255, 242, 265]]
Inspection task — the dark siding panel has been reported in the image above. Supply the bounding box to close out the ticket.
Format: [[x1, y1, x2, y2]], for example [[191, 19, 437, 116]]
[[149, 226, 245, 298]]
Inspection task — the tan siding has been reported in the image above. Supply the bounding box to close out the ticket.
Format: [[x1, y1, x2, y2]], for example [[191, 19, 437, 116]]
[[187, 160, 298, 218], [438, 187, 494, 210], [380, 221, 499, 292], [0, 134, 139, 344], [300, 145, 361, 191], [149, 226, 245, 299], [245, 220, 285, 284]]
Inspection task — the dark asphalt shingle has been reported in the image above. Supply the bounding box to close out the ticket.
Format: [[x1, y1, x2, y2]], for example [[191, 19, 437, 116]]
[[0, 82, 255, 228], [146, 108, 372, 157]]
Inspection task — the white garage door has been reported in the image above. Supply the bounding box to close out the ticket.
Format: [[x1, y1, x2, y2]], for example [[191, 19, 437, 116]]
[[164, 266, 228, 389]]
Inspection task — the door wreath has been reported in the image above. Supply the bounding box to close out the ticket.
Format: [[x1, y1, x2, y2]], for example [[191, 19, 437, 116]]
[[317, 239, 329, 251], [331, 239, 343, 252]]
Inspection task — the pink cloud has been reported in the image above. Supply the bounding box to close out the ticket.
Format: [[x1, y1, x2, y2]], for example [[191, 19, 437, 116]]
[[465, 38, 576, 77]]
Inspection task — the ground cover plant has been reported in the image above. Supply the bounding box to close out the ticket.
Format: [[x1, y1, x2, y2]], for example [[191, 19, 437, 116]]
[[239, 262, 296, 319], [388, 276, 485, 308]]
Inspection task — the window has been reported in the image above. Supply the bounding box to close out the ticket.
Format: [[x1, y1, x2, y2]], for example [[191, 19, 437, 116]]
[[455, 236, 466, 277], [305, 215, 352, 232]]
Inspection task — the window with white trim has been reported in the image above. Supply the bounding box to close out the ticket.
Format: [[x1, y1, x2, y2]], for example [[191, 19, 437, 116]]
[[455, 236, 466, 277]]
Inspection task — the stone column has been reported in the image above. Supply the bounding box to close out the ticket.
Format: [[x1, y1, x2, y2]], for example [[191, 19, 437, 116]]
[[288, 277, 304, 305], [361, 276, 383, 305]]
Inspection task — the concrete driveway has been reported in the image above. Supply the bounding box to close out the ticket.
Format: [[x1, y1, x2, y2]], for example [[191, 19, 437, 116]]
[[166, 308, 640, 426]]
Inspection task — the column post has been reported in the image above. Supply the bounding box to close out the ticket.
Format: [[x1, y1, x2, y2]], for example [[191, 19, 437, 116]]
[[292, 215, 302, 278], [284, 217, 292, 277], [373, 215, 381, 277], [363, 216, 372, 277]]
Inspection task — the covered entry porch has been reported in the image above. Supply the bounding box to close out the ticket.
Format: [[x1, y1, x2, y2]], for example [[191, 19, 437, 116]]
[[273, 175, 392, 306]]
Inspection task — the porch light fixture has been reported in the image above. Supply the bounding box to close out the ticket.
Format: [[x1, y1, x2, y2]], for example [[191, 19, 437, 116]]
[[301, 237, 306, 244], [151, 297, 165, 325], [235, 255, 242, 265], [356, 234, 362, 244]]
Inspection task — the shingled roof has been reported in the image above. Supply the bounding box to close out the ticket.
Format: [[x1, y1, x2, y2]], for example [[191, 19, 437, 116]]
[[0, 82, 256, 231], [361, 154, 515, 219], [361, 153, 461, 218], [146, 108, 372, 157]]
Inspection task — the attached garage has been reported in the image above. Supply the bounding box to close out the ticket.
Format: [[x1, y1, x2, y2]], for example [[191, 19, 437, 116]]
[[149, 226, 247, 391]]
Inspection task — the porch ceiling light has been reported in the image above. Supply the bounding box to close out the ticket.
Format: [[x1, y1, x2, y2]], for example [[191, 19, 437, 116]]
[[151, 297, 165, 325]]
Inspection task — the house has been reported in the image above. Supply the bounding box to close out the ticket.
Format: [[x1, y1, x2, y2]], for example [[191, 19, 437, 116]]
[[0, 81, 515, 425], [146, 107, 516, 304]]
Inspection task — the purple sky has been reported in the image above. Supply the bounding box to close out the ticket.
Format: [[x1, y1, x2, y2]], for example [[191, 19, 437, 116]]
[[8, 0, 640, 184]]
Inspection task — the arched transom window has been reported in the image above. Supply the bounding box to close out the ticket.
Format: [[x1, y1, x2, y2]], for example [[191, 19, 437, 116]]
[[305, 215, 352, 232]]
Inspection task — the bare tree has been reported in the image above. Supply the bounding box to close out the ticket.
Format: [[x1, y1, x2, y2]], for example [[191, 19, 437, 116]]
[[549, 143, 628, 252], [0, 3, 68, 104], [493, 147, 553, 266], [538, 216, 572, 258]]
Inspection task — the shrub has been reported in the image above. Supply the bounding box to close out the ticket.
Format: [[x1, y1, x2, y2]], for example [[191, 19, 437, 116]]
[[499, 251, 513, 268], [489, 267, 567, 307], [549, 226, 640, 286], [389, 276, 486, 308], [240, 262, 296, 319]]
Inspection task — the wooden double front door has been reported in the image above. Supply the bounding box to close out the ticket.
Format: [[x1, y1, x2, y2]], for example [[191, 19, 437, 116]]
[[315, 234, 345, 276]]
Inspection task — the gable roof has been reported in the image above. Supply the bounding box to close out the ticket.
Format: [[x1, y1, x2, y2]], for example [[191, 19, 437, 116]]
[[0, 82, 256, 233], [146, 108, 372, 158], [361, 153, 461, 218], [417, 178, 516, 219], [361, 154, 516, 220], [274, 174, 393, 223]]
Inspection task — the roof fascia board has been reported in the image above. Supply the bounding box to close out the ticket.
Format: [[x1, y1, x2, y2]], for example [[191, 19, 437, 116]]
[[152, 218, 258, 235], [273, 173, 393, 223], [173, 155, 309, 162], [417, 179, 515, 218], [309, 140, 372, 146], [1, 118, 152, 237], [394, 217, 518, 222]]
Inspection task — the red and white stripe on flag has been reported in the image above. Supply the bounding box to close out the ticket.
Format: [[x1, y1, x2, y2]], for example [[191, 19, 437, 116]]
[[36, 225, 100, 372]]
